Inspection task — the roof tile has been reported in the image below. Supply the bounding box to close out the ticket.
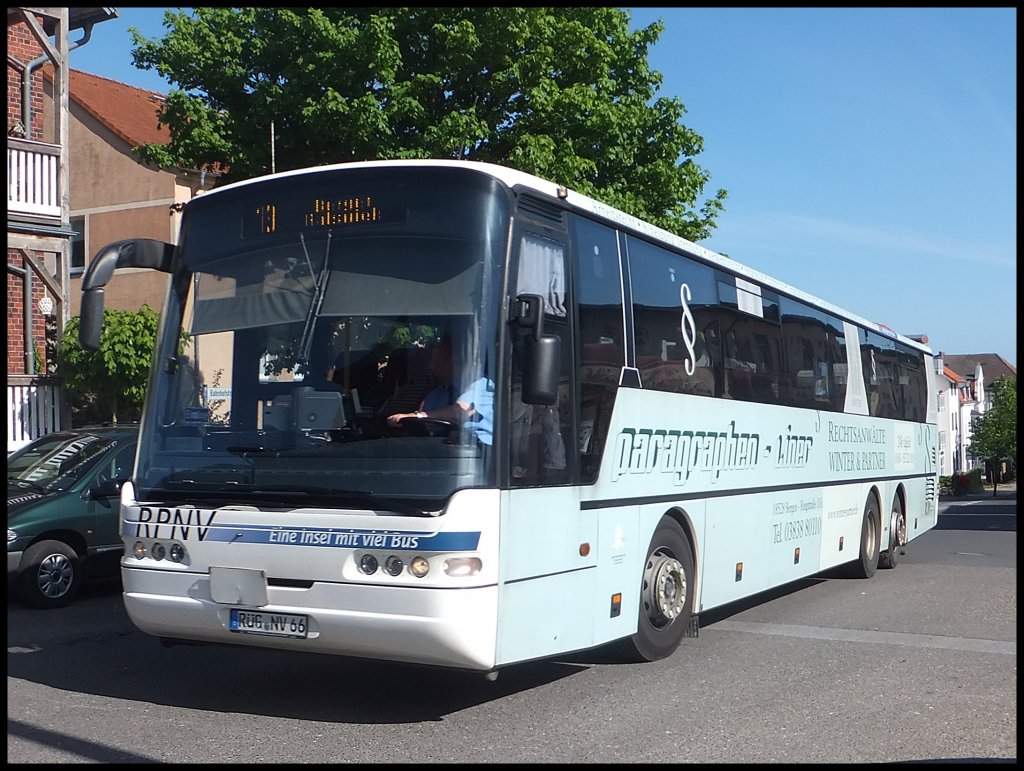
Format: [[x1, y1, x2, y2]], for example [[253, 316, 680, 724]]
[[43, 65, 169, 148]]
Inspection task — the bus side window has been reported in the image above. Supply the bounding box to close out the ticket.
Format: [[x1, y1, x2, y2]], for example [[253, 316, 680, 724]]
[[862, 330, 900, 419], [717, 278, 783, 405], [571, 217, 624, 484], [626, 236, 718, 398], [511, 233, 571, 486]]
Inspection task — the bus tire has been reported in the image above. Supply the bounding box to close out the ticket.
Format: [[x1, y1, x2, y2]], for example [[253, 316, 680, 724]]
[[879, 494, 906, 569], [16, 539, 83, 609], [847, 494, 881, 579], [620, 517, 695, 663]]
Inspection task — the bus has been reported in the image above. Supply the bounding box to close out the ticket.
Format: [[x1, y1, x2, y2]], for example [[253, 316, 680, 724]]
[[78, 159, 939, 674]]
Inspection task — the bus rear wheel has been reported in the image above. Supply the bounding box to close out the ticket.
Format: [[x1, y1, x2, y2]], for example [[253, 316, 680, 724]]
[[620, 517, 694, 663], [847, 494, 881, 579], [879, 494, 906, 569]]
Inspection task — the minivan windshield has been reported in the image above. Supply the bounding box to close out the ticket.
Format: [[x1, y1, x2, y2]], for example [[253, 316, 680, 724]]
[[7, 433, 115, 493]]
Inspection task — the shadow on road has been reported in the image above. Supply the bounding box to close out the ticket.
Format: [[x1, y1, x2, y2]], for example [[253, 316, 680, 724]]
[[7, 592, 586, 725], [933, 514, 1015, 532]]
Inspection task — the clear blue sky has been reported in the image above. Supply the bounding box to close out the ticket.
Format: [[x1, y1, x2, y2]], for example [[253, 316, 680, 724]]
[[68, 7, 1017, 365]]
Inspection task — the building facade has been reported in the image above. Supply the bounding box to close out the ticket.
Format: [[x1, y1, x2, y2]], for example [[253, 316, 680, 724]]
[[935, 362, 961, 477], [7, 7, 118, 451], [46, 67, 219, 318], [8, 8, 218, 451], [940, 353, 1017, 475]]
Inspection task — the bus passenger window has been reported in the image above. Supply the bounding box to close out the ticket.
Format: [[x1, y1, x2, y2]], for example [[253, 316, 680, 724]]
[[571, 216, 624, 483], [627, 236, 718, 398]]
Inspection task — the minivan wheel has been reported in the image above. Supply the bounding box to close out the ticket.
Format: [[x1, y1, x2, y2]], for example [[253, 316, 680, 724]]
[[17, 540, 82, 609]]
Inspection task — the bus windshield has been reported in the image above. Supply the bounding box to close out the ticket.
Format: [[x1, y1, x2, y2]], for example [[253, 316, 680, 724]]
[[135, 167, 509, 511]]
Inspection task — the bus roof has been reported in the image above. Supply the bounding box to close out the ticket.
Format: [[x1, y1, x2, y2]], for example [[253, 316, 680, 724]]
[[201, 159, 934, 356]]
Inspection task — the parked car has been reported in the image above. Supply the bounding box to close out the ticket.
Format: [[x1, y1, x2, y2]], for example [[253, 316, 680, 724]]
[[7, 424, 138, 608]]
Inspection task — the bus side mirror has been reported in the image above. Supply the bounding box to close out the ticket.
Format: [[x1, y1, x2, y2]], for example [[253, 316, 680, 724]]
[[514, 294, 559, 405], [79, 238, 176, 351], [80, 288, 106, 351], [523, 334, 560, 405]]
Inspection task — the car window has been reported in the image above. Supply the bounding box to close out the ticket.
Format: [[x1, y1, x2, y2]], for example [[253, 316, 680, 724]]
[[95, 444, 137, 488]]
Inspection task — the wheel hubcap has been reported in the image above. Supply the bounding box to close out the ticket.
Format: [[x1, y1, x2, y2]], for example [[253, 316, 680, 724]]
[[36, 554, 73, 598], [644, 551, 687, 628]]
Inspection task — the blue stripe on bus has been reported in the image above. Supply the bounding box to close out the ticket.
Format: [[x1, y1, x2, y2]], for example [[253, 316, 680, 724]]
[[580, 471, 936, 510], [202, 525, 480, 551]]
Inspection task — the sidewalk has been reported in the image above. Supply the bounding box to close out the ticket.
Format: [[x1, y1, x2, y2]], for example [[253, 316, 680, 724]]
[[940, 479, 1016, 502]]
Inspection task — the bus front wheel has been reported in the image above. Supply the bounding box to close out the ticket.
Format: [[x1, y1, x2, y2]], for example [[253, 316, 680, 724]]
[[620, 517, 695, 663]]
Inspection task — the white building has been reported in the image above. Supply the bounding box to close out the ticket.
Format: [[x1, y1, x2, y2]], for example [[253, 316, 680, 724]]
[[954, 362, 985, 473], [932, 352, 1018, 476], [934, 361, 961, 477]]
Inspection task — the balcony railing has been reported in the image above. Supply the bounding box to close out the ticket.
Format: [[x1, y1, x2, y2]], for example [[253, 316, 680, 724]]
[[7, 137, 61, 219], [6, 375, 65, 454]]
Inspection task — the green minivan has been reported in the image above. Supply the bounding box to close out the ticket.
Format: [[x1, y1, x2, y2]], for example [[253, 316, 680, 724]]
[[7, 425, 138, 608]]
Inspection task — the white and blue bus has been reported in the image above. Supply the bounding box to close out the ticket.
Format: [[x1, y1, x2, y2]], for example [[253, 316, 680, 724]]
[[79, 159, 938, 673]]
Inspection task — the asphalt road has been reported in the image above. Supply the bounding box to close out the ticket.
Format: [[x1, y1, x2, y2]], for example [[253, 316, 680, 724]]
[[7, 492, 1016, 763]]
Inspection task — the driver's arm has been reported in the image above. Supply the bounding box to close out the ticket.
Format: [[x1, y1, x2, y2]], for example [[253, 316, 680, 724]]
[[386, 401, 472, 426]]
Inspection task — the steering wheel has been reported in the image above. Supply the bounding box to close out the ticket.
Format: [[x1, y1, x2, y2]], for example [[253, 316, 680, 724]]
[[397, 416, 457, 437]]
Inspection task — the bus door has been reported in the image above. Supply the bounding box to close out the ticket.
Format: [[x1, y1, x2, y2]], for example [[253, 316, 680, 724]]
[[496, 223, 598, 665]]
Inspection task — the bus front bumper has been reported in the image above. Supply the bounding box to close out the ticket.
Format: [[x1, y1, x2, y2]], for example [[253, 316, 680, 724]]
[[122, 566, 499, 671]]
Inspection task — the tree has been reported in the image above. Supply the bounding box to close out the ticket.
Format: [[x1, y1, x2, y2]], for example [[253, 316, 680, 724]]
[[130, 7, 726, 241], [970, 378, 1017, 497], [56, 306, 163, 424]]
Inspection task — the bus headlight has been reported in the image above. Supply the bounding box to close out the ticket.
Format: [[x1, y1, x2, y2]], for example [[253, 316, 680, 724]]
[[169, 543, 186, 563], [409, 556, 430, 578], [151, 542, 166, 561], [133, 541, 146, 559], [358, 554, 379, 575], [384, 556, 403, 577], [443, 557, 482, 576]]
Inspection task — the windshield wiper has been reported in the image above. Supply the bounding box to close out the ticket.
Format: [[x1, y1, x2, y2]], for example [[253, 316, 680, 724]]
[[263, 485, 431, 516], [146, 482, 431, 516], [294, 231, 333, 376], [8, 477, 48, 494]]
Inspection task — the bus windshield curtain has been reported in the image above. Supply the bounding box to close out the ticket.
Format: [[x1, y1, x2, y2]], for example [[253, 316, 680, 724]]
[[517, 235, 566, 317]]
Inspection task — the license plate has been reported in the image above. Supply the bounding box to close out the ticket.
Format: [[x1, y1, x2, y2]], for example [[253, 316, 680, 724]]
[[229, 608, 308, 639]]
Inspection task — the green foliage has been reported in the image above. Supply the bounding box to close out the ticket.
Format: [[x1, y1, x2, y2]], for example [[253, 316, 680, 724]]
[[56, 306, 162, 424], [130, 7, 726, 241], [970, 378, 1017, 466], [44, 315, 59, 375]]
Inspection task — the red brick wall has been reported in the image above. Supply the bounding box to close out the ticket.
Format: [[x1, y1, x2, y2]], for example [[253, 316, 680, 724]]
[[7, 16, 47, 140], [7, 249, 49, 374], [8, 15, 55, 375]]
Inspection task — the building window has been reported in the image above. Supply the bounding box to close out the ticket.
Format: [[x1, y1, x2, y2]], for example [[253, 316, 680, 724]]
[[70, 216, 86, 273]]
